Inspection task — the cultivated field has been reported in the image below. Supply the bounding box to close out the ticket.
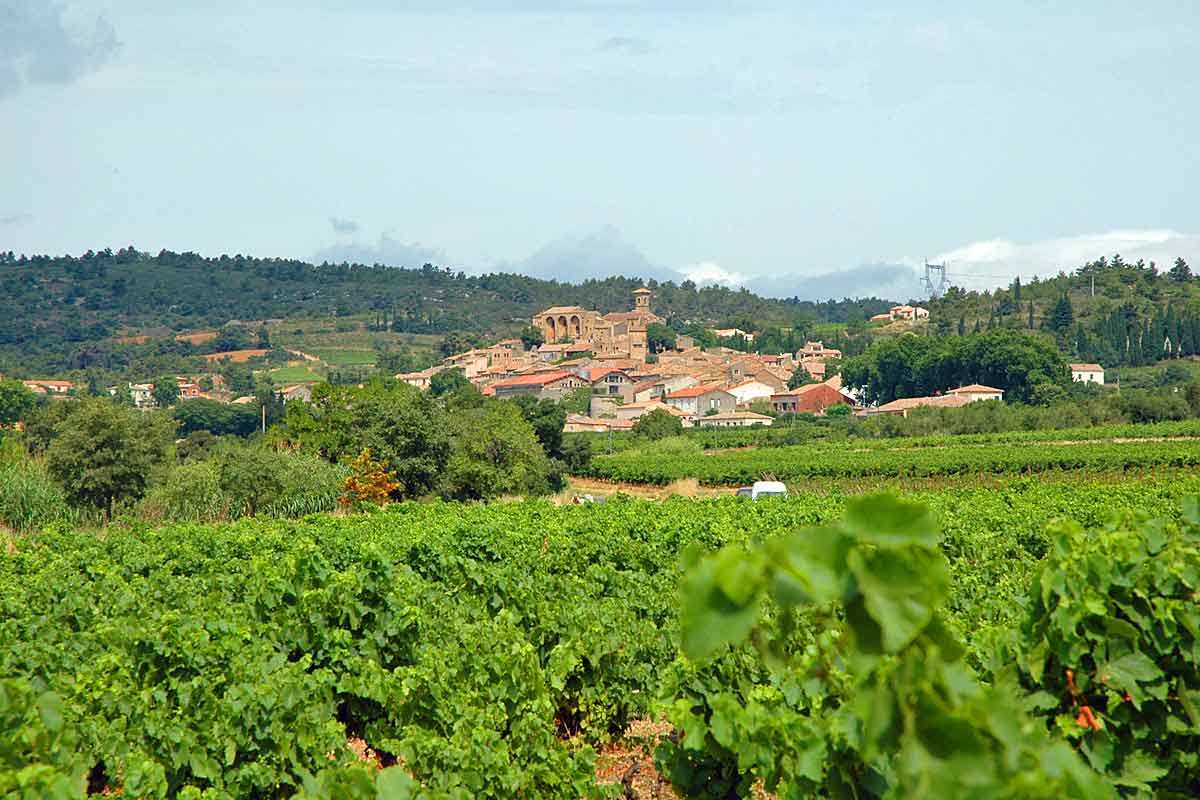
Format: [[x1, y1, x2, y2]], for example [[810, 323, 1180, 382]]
[[4, 472, 1199, 797]]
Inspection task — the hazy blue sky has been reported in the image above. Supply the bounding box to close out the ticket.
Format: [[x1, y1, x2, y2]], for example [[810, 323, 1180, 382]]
[[2, 1, 1198, 299]]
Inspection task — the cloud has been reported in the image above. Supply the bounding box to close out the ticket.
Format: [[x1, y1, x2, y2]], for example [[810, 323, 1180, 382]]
[[314, 233, 446, 267], [0, 212, 33, 226], [746, 263, 922, 302], [0, 0, 120, 97], [509, 226, 676, 283], [924, 229, 1200, 289], [679, 261, 747, 287], [329, 217, 360, 235], [597, 35, 653, 55]]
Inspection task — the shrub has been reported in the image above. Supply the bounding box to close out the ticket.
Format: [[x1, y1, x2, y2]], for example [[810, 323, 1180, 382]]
[[632, 408, 683, 440], [1005, 503, 1200, 795], [0, 459, 81, 531]]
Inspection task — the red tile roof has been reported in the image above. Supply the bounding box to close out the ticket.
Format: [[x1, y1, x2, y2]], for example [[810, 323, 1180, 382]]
[[492, 370, 572, 388], [666, 384, 726, 399]]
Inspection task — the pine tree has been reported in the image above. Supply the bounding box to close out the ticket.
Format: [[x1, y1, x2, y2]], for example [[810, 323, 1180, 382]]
[[1028, 300, 1035, 330], [1169, 257, 1192, 284], [1050, 295, 1074, 333], [957, 316, 966, 336]]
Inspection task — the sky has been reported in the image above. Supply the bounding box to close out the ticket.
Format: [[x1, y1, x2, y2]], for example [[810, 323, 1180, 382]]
[[2, 1, 1198, 301]]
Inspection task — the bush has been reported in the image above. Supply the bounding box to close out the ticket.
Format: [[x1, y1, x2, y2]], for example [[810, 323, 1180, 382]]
[[0, 459, 83, 531], [1006, 503, 1200, 795], [632, 408, 683, 440]]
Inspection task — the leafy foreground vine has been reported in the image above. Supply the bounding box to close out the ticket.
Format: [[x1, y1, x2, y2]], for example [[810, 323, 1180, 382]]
[[661, 494, 1115, 798], [1001, 500, 1200, 797]]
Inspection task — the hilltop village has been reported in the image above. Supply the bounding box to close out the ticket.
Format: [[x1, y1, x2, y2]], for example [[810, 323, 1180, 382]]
[[390, 288, 998, 430]]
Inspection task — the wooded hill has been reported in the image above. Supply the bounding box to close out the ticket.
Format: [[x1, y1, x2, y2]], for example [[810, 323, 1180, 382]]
[[927, 255, 1200, 367], [0, 248, 893, 375]]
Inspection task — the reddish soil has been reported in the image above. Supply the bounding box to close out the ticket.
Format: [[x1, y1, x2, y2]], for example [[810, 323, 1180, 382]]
[[203, 349, 271, 363]]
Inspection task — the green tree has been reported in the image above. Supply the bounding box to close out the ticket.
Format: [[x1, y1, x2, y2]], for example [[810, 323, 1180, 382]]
[[216, 445, 284, 517], [1169, 257, 1192, 284], [430, 368, 470, 397], [442, 401, 552, 500], [632, 408, 683, 440], [221, 364, 255, 397], [152, 376, 180, 408], [1050, 295, 1075, 333], [519, 325, 545, 351], [277, 381, 450, 499], [786, 367, 813, 390], [0, 379, 36, 427], [646, 323, 677, 354], [46, 400, 172, 521]]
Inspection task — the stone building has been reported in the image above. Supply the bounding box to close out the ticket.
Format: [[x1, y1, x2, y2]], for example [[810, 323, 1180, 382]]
[[531, 288, 664, 362]]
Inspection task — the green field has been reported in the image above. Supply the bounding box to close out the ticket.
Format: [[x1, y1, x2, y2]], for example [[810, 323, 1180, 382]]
[[309, 348, 377, 366], [267, 365, 325, 383], [581, 429, 1200, 485], [3, 472, 1199, 797]]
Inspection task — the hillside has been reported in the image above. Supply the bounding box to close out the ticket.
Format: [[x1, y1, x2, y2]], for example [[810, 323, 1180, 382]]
[[927, 255, 1200, 367], [0, 248, 893, 376]]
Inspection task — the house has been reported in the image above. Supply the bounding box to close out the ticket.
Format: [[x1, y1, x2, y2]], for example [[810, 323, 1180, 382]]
[[536, 343, 572, 362], [946, 384, 1004, 403], [129, 383, 155, 409], [397, 367, 440, 390], [710, 328, 754, 342], [799, 358, 828, 380], [865, 395, 972, 417], [442, 350, 490, 380], [277, 384, 314, 403], [563, 414, 635, 433], [231, 395, 257, 405], [177, 381, 203, 400], [724, 379, 778, 407], [795, 341, 842, 360], [1070, 363, 1105, 385], [888, 305, 930, 321], [588, 368, 635, 402], [21, 381, 73, 395], [770, 384, 852, 415], [612, 400, 691, 424], [491, 370, 586, 401], [564, 413, 610, 433], [697, 411, 774, 428], [664, 385, 736, 416]]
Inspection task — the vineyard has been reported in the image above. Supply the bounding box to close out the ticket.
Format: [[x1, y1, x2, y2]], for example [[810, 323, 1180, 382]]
[[581, 435, 1200, 486], [3, 474, 1200, 797], [570, 418, 1200, 456]]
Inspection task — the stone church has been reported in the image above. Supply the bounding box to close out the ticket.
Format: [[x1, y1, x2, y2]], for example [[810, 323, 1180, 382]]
[[532, 288, 664, 362]]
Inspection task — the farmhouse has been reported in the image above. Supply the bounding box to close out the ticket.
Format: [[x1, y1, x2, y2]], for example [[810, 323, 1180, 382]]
[[697, 411, 774, 428], [664, 385, 736, 416], [770, 383, 852, 415], [724, 378, 778, 407], [491, 370, 586, 401], [865, 395, 971, 417], [946, 384, 1004, 403], [1070, 363, 1105, 385]]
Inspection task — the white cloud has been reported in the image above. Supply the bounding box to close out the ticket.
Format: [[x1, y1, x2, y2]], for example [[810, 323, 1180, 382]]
[[678, 261, 747, 287], [911, 229, 1200, 289]]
